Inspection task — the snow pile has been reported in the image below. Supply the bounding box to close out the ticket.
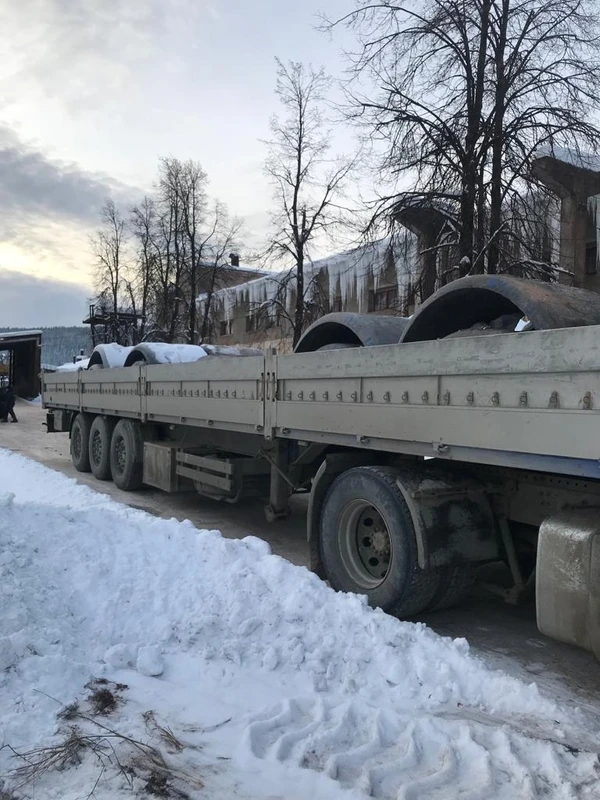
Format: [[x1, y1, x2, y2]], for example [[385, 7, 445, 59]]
[[141, 343, 207, 364], [203, 344, 263, 357], [55, 358, 90, 372], [0, 450, 599, 799]]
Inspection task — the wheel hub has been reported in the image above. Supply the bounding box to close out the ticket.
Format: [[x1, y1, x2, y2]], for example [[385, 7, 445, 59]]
[[370, 529, 389, 554], [338, 501, 392, 589]]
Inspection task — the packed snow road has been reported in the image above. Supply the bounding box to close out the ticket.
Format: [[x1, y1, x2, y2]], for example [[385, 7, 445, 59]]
[[1, 448, 600, 799]]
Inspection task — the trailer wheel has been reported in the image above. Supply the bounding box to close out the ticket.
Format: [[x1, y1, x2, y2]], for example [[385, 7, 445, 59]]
[[110, 419, 144, 491], [70, 413, 92, 473], [426, 565, 474, 611], [320, 466, 440, 617], [89, 416, 116, 481]]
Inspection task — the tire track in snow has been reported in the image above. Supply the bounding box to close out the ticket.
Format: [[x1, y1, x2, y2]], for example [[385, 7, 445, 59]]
[[243, 696, 600, 798]]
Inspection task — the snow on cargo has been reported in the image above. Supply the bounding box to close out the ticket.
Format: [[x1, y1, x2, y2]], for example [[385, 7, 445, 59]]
[[88, 343, 134, 369], [124, 342, 208, 365], [124, 343, 261, 365], [54, 357, 90, 372], [0, 449, 599, 799]]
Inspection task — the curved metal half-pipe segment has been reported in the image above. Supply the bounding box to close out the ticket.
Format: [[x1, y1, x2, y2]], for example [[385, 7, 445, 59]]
[[294, 312, 410, 353], [400, 275, 600, 343], [87, 344, 134, 370]]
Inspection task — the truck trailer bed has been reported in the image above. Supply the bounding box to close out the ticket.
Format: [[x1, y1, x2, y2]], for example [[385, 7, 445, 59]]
[[43, 323, 600, 480]]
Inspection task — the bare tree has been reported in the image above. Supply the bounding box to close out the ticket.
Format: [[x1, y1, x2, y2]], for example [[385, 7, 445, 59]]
[[157, 158, 243, 344], [92, 200, 126, 320], [91, 158, 246, 346], [198, 202, 243, 342], [485, 0, 600, 274], [330, 0, 600, 283], [330, 2, 491, 269], [128, 196, 159, 342], [91, 200, 130, 343], [265, 59, 355, 347], [168, 159, 209, 343], [157, 158, 189, 342]]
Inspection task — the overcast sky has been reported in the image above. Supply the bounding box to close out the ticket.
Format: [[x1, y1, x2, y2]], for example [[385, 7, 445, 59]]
[[0, 0, 356, 327]]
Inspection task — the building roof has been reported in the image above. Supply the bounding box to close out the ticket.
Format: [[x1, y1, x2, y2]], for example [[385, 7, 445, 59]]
[[535, 145, 600, 173], [0, 330, 43, 342], [228, 264, 270, 275]]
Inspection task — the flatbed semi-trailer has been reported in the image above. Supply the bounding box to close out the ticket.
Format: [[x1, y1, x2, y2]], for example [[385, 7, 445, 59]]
[[42, 275, 600, 660]]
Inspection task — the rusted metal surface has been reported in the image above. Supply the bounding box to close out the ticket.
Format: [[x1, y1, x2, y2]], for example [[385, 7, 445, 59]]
[[400, 275, 600, 343], [295, 312, 410, 353]]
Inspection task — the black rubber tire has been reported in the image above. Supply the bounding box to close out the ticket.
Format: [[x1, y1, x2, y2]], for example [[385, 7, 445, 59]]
[[426, 565, 474, 611], [320, 466, 441, 617], [89, 416, 116, 481], [70, 413, 92, 473], [109, 419, 144, 491]]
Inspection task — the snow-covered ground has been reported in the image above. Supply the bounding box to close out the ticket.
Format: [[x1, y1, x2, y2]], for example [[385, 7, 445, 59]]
[[1, 449, 599, 799]]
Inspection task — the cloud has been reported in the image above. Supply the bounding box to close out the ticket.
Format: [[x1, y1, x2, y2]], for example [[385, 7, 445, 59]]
[[0, 0, 227, 295], [0, 126, 136, 228], [0, 0, 216, 113], [0, 271, 91, 327], [0, 126, 141, 285], [2, 2, 156, 108]]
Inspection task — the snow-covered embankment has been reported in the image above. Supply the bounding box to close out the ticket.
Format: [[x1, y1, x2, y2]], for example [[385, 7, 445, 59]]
[[0, 449, 598, 798]]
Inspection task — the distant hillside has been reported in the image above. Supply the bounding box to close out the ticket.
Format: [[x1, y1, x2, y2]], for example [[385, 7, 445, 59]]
[[0, 327, 93, 368]]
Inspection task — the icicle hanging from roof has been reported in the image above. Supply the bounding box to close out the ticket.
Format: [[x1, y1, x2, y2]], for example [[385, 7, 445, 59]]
[[588, 195, 600, 264], [546, 198, 561, 265], [199, 234, 419, 320]]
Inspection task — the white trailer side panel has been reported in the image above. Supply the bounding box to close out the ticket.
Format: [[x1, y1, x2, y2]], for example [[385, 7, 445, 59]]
[[274, 326, 600, 475], [42, 325, 600, 478]]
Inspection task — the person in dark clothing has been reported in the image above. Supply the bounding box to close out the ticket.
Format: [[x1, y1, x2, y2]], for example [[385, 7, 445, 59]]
[[0, 385, 17, 423]]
